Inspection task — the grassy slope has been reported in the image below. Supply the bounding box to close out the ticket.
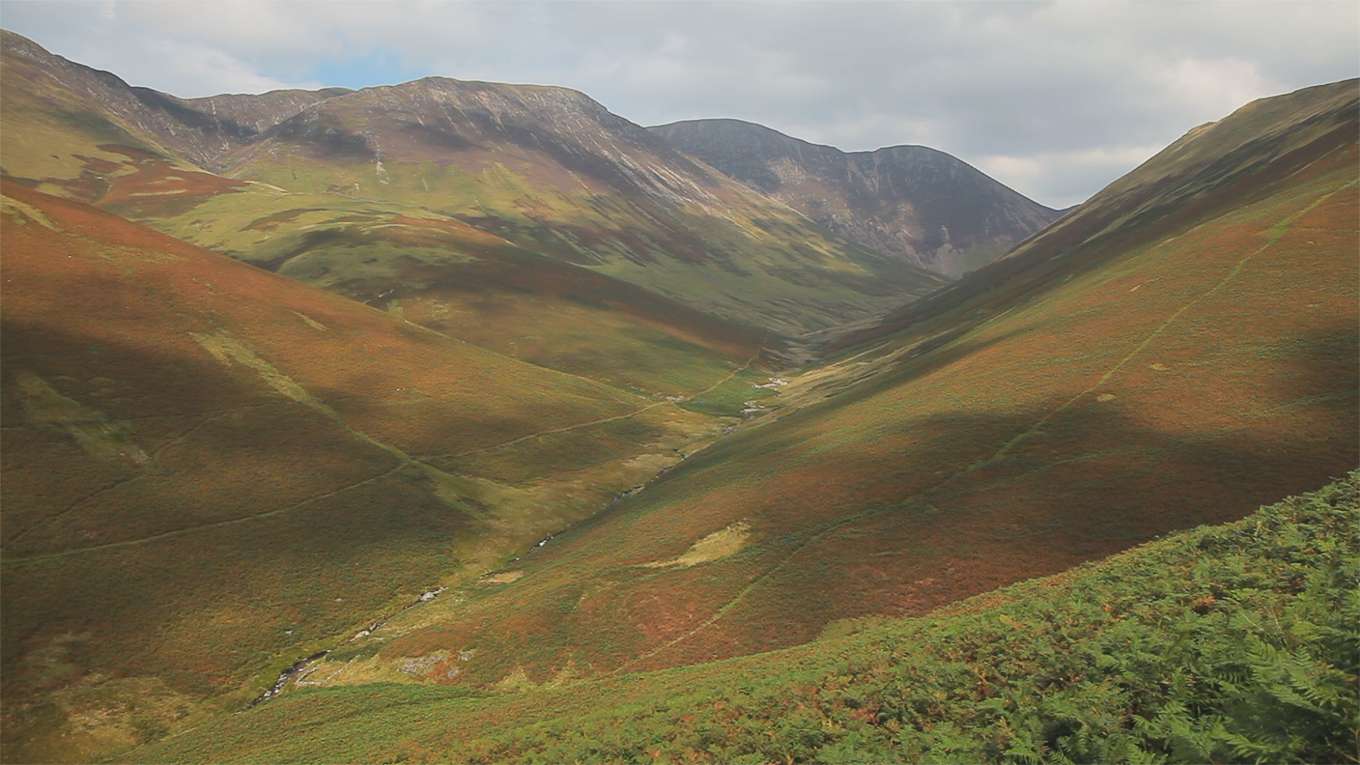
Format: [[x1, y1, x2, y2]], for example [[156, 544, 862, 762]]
[[0, 183, 741, 762], [260, 80, 1358, 695], [136, 186, 772, 396], [0, 35, 163, 190], [169, 147, 946, 340], [129, 473, 1359, 763]]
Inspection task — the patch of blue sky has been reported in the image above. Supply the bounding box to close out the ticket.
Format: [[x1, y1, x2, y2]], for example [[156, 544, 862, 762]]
[[308, 51, 423, 91]]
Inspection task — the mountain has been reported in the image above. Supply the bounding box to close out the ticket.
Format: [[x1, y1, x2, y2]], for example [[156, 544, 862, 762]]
[[0, 30, 950, 340], [0, 30, 308, 174], [650, 118, 1062, 276], [237, 79, 1356, 702], [0, 30, 351, 171], [199, 77, 954, 336]]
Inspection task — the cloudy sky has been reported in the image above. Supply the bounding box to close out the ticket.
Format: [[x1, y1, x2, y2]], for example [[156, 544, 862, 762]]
[[4, 1, 1357, 207]]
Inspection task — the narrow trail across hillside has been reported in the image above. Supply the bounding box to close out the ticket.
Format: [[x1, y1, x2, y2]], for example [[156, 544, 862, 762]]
[[4, 401, 302, 547], [0, 348, 764, 565], [1, 462, 411, 566], [983, 179, 1356, 466], [613, 181, 1353, 669]]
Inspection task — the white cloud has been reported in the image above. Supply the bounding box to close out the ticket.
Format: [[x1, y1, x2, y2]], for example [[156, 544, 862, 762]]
[[1156, 57, 1281, 118], [129, 39, 318, 96], [977, 144, 1169, 208], [2, 0, 1356, 206]]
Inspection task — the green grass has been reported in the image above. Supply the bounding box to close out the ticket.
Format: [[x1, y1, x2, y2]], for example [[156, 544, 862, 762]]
[[137, 184, 772, 398], [127, 473, 1360, 763], [679, 368, 778, 417]]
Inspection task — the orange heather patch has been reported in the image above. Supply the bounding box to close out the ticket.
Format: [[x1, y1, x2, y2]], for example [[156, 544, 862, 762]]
[[98, 148, 245, 217]]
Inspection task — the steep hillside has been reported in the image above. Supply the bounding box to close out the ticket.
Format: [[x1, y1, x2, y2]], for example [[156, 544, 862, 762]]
[[127, 474, 1360, 763], [256, 80, 1357, 698], [651, 118, 1061, 276], [841, 78, 1360, 349], [0, 182, 744, 762]]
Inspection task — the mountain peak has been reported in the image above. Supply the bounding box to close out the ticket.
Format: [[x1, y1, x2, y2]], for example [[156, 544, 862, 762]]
[[650, 118, 1059, 276]]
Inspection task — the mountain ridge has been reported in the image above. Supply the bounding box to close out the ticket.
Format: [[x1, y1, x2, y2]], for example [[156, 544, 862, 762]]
[[649, 116, 1062, 276], [653, 116, 954, 162]]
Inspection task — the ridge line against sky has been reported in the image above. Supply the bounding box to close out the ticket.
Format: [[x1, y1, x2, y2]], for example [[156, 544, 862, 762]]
[[3, 0, 1356, 207]]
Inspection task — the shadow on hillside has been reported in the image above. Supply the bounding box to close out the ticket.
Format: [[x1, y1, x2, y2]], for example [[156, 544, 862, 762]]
[[837, 107, 1358, 352], [0, 314, 492, 704], [448, 323, 1359, 678]]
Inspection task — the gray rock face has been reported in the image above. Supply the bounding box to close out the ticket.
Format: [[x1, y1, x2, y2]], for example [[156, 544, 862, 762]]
[[650, 118, 1061, 276]]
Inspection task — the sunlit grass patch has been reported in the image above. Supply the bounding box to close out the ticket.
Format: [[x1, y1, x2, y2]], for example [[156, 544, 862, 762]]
[[641, 520, 752, 569]]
